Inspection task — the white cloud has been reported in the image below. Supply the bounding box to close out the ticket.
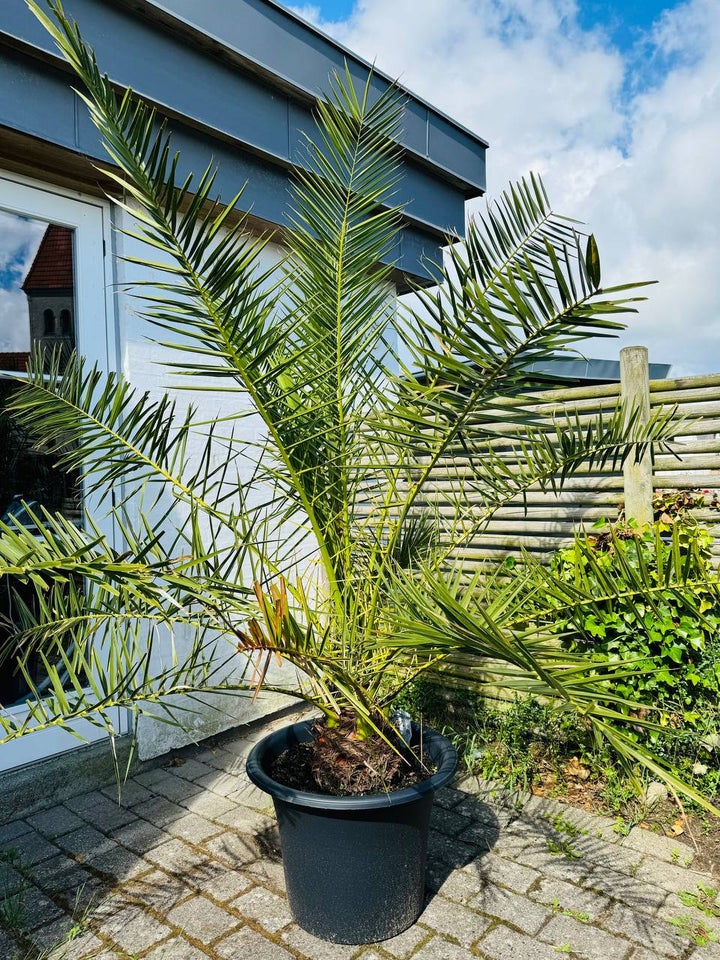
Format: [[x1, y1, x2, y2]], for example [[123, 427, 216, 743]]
[[297, 0, 720, 375], [0, 211, 45, 353]]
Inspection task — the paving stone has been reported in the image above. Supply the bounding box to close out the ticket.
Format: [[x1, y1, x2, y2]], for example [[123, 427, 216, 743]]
[[623, 826, 696, 866], [102, 779, 154, 808], [164, 812, 223, 844], [0, 857, 26, 894], [603, 901, 693, 956], [167, 893, 242, 941], [215, 926, 296, 959], [147, 773, 204, 805], [410, 936, 477, 960], [571, 837, 644, 874], [528, 875, 609, 921], [97, 902, 173, 954], [0, 931, 16, 960], [109, 817, 168, 854], [27, 807, 86, 839], [58, 826, 117, 861], [133, 797, 188, 828], [0, 819, 32, 845], [75, 798, 137, 833], [122, 869, 194, 911], [26, 913, 79, 954], [581, 866, 668, 912], [457, 820, 502, 851], [47, 929, 106, 959], [476, 853, 542, 894], [627, 950, 665, 960], [418, 895, 491, 947], [134, 767, 176, 788], [633, 858, 713, 895], [280, 922, 360, 959], [85, 843, 148, 881], [12, 828, 62, 866], [231, 885, 293, 932], [434, 786, 467, 809], [427, 863, 486, 904], [427, 831, 480, 870], [180, 791, 238, 821], [476, 924, 567, 960], [472, 883, 551, 935], [490, 835, 594, 884], [689, 942, 720, 960], [193, 771, 241, 797], [211, 805, 277, 834], [431, 805, 473, 838], [202, 830, 272, 867], [144, 936, 211, 959], [227, 777, 273, 811], [377, 922, 430, 957], [188, 863, 253, 901], [167, 758, 216, 782], [536, 914, 630, 960], [243, 858, 287, 893], [145, 838, 210, 876], [195, 747, 244, 774], [30, 853, 90, 891], [20, 885, 66, 930], [64, 792, 106, 813]]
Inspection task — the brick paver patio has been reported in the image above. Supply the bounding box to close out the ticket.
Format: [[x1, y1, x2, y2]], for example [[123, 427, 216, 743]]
[[2, 711, 720, 960]]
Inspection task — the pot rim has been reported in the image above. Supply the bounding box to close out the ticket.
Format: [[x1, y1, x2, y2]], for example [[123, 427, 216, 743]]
[[246, 719, 458, 810]]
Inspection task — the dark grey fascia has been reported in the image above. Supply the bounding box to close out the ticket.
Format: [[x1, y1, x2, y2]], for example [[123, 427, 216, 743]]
[[0, 0, 488, 285]]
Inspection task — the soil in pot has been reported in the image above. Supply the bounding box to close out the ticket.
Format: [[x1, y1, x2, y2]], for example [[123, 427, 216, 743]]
[[268, 712, 436, 796]]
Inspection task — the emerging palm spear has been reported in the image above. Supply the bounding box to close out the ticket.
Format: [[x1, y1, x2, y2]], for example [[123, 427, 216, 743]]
[[1, 0, 712, 803]]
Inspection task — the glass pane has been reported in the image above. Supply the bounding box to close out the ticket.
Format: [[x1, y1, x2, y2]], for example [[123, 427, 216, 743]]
[[0, 209, 76, 372], [0, 209, 81, 707]]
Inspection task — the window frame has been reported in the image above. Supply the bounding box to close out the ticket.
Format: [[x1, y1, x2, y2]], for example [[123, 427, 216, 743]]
[[0, 171, 129, 769]]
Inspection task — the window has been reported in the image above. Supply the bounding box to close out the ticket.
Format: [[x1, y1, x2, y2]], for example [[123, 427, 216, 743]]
[[0, 173, 125, 767]]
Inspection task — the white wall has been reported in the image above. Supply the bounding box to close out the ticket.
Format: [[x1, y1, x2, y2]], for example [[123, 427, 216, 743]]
[[114, 211, 299, 759]]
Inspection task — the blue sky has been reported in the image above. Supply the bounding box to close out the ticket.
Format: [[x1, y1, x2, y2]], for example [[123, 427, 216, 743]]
[[292, 0, 720, 375], [310, 0, 678, 51]]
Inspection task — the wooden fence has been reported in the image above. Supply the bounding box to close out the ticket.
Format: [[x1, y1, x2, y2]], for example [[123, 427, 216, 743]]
[[427, 347, 720, 569]]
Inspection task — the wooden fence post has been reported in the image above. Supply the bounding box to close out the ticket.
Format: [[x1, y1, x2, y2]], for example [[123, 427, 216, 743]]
[[620, 345, 653, 525]]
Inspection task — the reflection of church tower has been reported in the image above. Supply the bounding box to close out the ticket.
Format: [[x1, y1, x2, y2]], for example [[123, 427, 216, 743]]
[[22, 224, 74, 360]]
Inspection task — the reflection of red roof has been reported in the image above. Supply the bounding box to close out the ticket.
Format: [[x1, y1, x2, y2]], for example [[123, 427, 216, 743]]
[[22, 224, 74, 291], [0, 352, 30, 371]]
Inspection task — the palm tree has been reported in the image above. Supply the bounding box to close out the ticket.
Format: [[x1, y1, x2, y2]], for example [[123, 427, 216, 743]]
[[1, 0, 713, 808]]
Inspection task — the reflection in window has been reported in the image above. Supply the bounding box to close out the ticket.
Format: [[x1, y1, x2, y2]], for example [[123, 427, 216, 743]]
[[0, 209, 80, 706], [0, 212, 75, 372], [0, 378, 82, 707]]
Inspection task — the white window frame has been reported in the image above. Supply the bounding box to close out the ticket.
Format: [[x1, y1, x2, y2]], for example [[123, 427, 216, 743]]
[[0, 171, 129, 770]]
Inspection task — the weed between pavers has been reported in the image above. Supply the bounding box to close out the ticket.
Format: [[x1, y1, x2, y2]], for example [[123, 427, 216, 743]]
[[542, 813, 589, 839], [678, 883, 720, 918], [546, 839, 584, 860], [668, 914, 719, 947], [550, 899, 590, 923], [0, 850, 27, 932]]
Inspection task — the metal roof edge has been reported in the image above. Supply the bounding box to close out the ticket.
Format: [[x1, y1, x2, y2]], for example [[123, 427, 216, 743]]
[[143, 0, 489, 152]]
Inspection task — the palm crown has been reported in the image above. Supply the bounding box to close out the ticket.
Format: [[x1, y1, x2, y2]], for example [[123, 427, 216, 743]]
[[1, 0, 713, 808]]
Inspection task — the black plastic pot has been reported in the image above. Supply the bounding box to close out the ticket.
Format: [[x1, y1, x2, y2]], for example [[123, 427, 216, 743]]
[[246, 719, 458, 944]]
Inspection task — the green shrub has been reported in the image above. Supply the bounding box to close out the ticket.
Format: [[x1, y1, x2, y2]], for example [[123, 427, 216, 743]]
[[550, 519, 720, 714]]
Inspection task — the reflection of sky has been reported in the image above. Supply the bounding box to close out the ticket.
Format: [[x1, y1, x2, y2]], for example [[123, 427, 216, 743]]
[[0, 210, 46, 352]]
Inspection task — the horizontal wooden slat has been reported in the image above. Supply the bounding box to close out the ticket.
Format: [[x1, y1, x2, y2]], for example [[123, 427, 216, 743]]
[[413, 368, 720, 570]]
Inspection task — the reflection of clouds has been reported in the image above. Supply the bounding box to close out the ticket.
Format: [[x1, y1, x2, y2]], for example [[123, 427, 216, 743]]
[[0, 210, 45, 352], [0, 289, 30, 351]]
